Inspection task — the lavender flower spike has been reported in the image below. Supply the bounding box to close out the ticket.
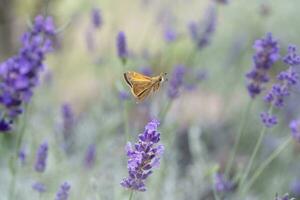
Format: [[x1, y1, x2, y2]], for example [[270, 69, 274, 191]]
[[264, 45, 300, 108], [84, 144, 96, 168], [275, 193, 295, 200], [167, 65, 186, 99], [289, 119, 300, 142], [260, 112, 277, 128], [34, 142, 48, 173], [0, 15, 56, 132], [188, 6, 216, 50], [55, 182, 71, 200], [214, 172, 233, 192], [116, 31, 128, 64], [246, 33, 280, 98], [121, 119, 164, 192], [91, 8, 102, 29], [32, 182, 46, 193]]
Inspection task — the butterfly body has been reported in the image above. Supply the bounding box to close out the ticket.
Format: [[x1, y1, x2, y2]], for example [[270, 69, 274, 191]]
[[124, 71, 167, 101]]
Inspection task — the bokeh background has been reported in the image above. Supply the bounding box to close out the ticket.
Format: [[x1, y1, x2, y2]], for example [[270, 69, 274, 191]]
[[1, 0, 300, 199]]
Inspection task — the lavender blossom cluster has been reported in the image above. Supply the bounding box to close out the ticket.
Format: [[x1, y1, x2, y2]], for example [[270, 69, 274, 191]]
[[0, 15, 55, 132], [121, 119, 164, 191]]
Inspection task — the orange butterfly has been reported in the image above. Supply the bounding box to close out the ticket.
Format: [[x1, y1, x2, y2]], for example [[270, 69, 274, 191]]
[[123, 71, 167, 101]]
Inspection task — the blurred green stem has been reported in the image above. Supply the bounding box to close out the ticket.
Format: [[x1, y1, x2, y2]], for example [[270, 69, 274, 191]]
[[8, 104, 29, 200], [128, 190, 134, 200], [239, 105, 274, 189], [124, 101, 130, 141], [240, 137, 292, 196], [159, 101, 172, 124], [225, 100, 253, 176], [44, 0, 50, 16]]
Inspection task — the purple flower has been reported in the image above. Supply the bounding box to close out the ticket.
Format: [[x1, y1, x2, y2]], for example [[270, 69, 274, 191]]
[[61, 103, 76, 152], [34, 142, 48, 173], [214, 172, 233, 193], [290, 119, 300, 142], [139, 66, 153, 76], [0, 15, 55, 132], [163, 26, 177, 43], [283, 45, 300, 66], [55, 182, 71, 200], [85, 29, 95, 52], [275, 193, 294, 200], [119, 90, 130, 101], [188, 6, 216, 50], [84, 144, 96, 168], [167, 65, 186, 99], [264, 46, 300, 108], [116, 31, 128, 64], [260, 112, 277, 128], [246, 33, 280, 98], [120, 119, 164, 192], [18, 149, 26, 164], [32, 182, 46, 193], [290, 179, 300, 197], [91, 8, 102, 29]]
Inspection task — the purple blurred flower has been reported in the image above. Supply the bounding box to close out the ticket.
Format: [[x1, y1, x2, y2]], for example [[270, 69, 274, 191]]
[[121, 119, 164, 192], [85, 29, 95, 52], [167, 65, 186, 99], [275, 193, 294, 200], [291, 179, 300, 197], [163, 26, 177, 43], [246, 33, 280, 98], [0, 15, 55, 132], [140, 66, 153, 76], [55, 182, 71, 200], [214, 172, 233, 192], [91, 8, 102, 29], [116, 31, 128, 64], [84, 144, 96, 168], [290, 119, 300, 142], [32, 182, 46, 193], [18, 149, 26, 164], [119, 90, 130, 101], [61, 103, 75, 140], [34, 142, 48, 173], [260, 112, 277, 128], [188, 6, 216, 50]]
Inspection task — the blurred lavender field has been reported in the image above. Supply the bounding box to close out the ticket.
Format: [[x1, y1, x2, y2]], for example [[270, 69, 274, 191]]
[[1, 0, 300, 199]]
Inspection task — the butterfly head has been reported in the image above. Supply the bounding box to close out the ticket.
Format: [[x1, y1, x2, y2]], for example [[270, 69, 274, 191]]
[[159, 72, 168, 82]]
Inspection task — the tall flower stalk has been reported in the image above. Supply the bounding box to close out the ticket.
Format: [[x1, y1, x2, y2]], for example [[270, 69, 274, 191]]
[[121, 119, 164, 194], [240, 44, 300, 195], [4, 15, 56, 199]]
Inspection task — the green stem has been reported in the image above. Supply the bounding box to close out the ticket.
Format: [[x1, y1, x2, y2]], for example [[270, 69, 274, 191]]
[[239, 105, 274, 188], [44, 0, 50, 16], [225, 100, 253, 176], [128, 190, 134, 200], [8, 104, 29, 200], [159, 101, 172, 124], [124, 101, 130, 141], [240, 137, 292, 195]]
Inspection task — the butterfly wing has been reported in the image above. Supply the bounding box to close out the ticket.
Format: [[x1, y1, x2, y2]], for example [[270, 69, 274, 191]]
[[123, 71, 154, 100], [136, 86, 152, 101], [131, 81, 153, 98], [124, 71, 152, 88]]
